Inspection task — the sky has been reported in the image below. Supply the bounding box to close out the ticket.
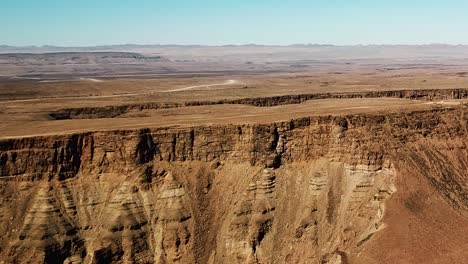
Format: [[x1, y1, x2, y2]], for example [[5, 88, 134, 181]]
[[1, 0, 468, 46]]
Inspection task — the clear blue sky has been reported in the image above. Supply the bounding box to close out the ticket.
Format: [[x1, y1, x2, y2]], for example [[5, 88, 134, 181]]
[[1, 0, 468, 46]]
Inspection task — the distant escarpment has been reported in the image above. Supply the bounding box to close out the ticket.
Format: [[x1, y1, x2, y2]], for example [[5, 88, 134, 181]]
[[48, 88, 468, 120], [0, 107, 466, 263]]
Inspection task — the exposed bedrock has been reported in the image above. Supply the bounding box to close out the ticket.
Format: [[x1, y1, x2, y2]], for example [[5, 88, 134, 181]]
[[0, 107, 467, 263], [48, 88, 468, 120]]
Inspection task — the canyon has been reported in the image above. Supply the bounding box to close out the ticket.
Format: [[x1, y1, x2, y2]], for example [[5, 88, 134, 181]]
[[1, 107, 466, 263], [0, 47, 467, 263]]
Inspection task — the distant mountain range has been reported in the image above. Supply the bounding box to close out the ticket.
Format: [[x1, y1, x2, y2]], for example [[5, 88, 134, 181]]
[[1, 43, 466, 51]]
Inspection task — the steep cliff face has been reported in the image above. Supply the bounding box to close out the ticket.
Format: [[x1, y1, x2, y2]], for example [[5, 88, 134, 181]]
[[0, 107, 466, 263]]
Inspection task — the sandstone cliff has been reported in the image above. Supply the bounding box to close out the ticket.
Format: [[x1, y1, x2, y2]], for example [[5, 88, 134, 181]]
[[0, 107, 467, 263]]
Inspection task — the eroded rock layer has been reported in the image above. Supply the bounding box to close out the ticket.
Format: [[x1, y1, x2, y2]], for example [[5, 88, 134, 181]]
[[48, 88, 468, 120], [0, 107, 467, 263]]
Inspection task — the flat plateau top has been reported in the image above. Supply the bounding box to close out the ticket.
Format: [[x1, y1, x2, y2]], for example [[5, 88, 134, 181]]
[[1, 68, 467, 138]]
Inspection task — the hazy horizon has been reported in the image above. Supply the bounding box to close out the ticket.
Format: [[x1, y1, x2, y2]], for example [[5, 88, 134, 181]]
[[3, 43, 468, 49]]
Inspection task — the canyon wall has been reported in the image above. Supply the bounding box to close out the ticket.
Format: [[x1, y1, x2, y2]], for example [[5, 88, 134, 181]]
[[0, 107, 466, 263], [48, 88, 468, 120]]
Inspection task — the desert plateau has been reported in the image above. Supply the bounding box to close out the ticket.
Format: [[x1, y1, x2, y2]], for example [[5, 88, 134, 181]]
[[0, 44, 466, 264]]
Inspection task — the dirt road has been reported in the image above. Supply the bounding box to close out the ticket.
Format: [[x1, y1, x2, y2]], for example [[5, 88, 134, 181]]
[[0, 79, 238, 103]]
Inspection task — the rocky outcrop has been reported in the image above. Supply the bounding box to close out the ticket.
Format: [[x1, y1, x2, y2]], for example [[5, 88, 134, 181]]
[[48, 88, 468, 120], [222, 168, 277, 263], [0, 106, 466, 263]]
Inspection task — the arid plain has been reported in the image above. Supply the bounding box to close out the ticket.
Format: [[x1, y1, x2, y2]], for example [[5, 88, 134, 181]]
[[1, 74, 467, 138]]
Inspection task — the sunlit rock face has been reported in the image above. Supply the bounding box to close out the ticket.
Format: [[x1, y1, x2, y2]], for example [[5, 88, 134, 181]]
[[0, 108, 466, 263]]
